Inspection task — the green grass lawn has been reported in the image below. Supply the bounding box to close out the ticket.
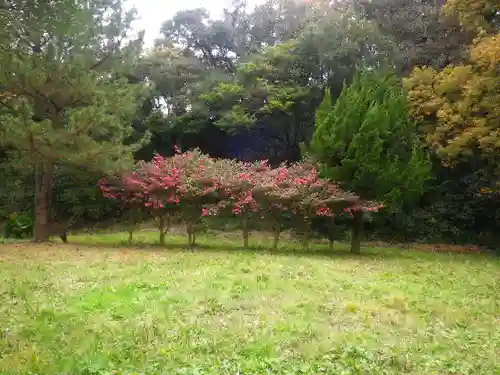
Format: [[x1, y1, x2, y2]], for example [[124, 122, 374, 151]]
[[0, 232, 499, 375]]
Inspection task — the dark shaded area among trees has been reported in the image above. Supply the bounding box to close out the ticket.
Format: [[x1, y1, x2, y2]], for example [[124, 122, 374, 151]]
[[0, 0, 499, 247]]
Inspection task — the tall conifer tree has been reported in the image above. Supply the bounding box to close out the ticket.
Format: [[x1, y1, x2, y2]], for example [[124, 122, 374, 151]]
[[0, 0, 148, 241], [311, 70, 431, 210]]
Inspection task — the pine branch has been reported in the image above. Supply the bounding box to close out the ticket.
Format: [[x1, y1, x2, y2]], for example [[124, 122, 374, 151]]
[[28, 85, 62, 114], [0, 97, 17, 112], [90, 38, 123, 71]]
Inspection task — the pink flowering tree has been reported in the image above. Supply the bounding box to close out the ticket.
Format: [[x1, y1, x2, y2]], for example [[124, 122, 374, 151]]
[[99, 171, 149, 244], [281, 162, 384, 253], [205, 159, 268, 248], [133, 149, 220, 247], [253, 162, 360, 250], [101, 149, 220, 247], [169, 150, 220, 247], [100, 151, 383, 252], [130, 155, 183, 246], [251, 165, 295, 250]]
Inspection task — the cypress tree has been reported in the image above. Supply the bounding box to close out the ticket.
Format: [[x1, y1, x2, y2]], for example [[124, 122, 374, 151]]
[[311, 70, 431, 210]]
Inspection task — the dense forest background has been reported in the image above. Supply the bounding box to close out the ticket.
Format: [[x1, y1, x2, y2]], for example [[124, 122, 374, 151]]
[[0, 0, 499, 246]]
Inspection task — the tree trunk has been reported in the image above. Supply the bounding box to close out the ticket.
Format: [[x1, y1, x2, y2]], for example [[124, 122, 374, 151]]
[[301, 218, 311, 251], [186, 219, 194, 247], [128, 208, 135, 245], [128, 227, 133, 245], [302, 235, 310, 251], [159, 215, 166, 246], [350, 210, 364, 254], [272, 230, 280, 250], [328, 217, 335, 250], [241, 215, 249, 249], [34, 163, 54, 242], [34, 192, 49, 242]]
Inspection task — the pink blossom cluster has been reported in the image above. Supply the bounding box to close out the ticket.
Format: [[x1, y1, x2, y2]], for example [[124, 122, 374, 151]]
[[99, 149, 383, 222]]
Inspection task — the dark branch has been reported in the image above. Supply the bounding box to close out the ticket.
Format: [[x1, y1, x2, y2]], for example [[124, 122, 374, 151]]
[[89, 38, 123, 71]]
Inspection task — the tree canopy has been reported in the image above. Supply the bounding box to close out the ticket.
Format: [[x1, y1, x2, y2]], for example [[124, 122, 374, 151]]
[[404, 0, 499, 168], [311, 70, 431, 210], [0, 0, 148, 240], [138, 0, 391, 162]]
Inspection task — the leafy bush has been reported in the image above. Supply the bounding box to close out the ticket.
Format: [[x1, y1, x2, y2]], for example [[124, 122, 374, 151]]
[[100, 149, 383, 249], [0, 158, 34, 221], [53, 165, 124, 225], [3, 213, 33, 239]]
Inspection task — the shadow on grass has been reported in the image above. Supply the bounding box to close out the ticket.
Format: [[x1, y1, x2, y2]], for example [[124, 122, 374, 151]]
[[49, 231, 488, 262]]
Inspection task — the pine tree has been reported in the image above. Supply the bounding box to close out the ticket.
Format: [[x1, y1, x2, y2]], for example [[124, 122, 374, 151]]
[[311, 70, 431, 210], [0, 0, 148, 241]]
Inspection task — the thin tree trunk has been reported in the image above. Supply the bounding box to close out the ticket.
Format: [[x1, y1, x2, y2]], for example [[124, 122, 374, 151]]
[[128, 209, 135, 245], [302, 235, 310, 251], [272, 230, 280, 250], [242, 215, 249, 249], [128, 227, 133, 244], [350, 210, 364, 254], [159, 215, 166, 246], [186, 219, 193, 247], [328, 217, 335, 250], [34, 163, 53, 242], [301, 218, 311, 251]]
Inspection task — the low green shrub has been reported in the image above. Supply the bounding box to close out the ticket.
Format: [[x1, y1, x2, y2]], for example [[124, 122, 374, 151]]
[[3, 213, 34, 239]]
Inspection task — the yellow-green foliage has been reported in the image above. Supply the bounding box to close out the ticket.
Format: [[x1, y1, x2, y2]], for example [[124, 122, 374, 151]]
[[443, 0, 499, 34], [404, 33, 499, 163]]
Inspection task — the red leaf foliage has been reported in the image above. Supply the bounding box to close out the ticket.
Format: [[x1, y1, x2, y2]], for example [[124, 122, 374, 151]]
[[100, 150, 383, 221]]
